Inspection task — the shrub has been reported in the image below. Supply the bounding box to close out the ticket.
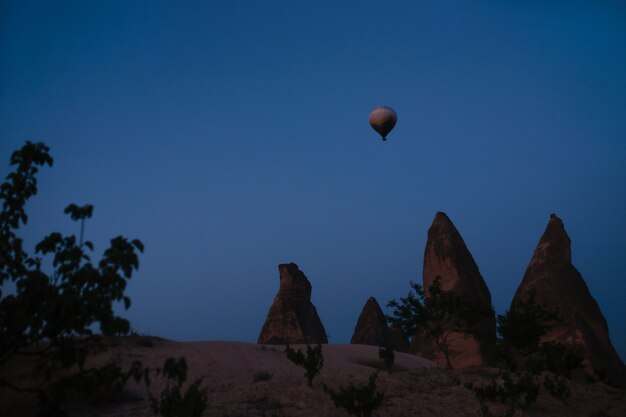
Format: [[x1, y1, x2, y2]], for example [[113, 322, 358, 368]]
[[543, 374, 570, 399], [323, 372, 384, 417], [149, 357, 208, 417], [284, 344, 324, 386], [136, 337, 155, 348], [378, 346, 395, 372], [253, 371, 273, 383], [538, 342, 582, 378], [471, 371, 539, 417]]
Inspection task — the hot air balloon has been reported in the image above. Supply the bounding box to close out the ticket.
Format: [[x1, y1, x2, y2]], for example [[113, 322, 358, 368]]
[[369, 106, 397, 141]]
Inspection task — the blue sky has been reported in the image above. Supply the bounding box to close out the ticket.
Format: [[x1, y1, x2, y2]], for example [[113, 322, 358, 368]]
[[1, 1, 625, 359]]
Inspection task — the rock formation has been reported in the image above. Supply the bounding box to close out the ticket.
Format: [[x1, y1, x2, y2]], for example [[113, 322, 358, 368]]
[[411, 212, 496, 368], [510, 214, 625, 386], [350, 297, 409, 352], [258, 263, 328, 345]]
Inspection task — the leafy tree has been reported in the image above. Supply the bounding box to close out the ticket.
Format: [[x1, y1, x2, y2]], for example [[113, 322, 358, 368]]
[[323, 372, 385, 417], [387, 277, 486, 369], [284, 343, 324, 386], [0, 142, 145, 416]]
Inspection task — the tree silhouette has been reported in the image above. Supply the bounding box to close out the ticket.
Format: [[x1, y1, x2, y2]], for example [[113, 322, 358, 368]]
[[0, 142, 145, 416], [387, 277, 483, 369]]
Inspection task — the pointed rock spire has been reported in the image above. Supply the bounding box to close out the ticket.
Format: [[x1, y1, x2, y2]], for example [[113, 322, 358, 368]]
[[411, 212, 496, 368], [351, 297, 387, 346], [350, 297, 409, 352], [511, 214, 625, 386], [527, 213, 572, 267], [258, 263, 328, 345]]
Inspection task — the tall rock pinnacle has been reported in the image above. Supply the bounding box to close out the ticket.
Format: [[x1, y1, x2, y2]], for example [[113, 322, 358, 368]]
[[258, 263, 328, 345], [412, 212, 496, 367], [511, 214, 625, 386]]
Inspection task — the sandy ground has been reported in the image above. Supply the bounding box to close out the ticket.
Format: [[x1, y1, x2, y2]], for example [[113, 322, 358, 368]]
[[2, 337, 625, 417]]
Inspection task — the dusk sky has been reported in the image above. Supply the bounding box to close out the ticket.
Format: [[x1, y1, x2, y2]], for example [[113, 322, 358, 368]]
[[2, 1, 625, 360]]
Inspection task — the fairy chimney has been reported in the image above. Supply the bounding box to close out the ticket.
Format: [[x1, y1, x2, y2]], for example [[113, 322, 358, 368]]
[[258, 263, 328, 345]]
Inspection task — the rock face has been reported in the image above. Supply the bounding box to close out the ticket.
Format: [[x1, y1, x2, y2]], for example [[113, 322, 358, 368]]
[[350, 297, 409, 352], [510, 214, 625, 386], [258, 263, 328, 345], [411, 212, 496, 368]]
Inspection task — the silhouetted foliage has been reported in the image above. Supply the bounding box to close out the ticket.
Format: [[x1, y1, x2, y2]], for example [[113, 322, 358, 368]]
[[378, 346, 394, 372], [469, 293, 583, 414], [284, 343, 324, 386], [387, 277, 487, 369], [542, 374, 570, 399], [496, 293, 582, 377], [253, 371, 273, 383], [135, 336, 156, 348], [496, 292, 559, 357], [323, 372, 385, 417], [471, 371, 539, 417], [532, 342, 582, 378], [149, 357, 208, 417], [0, 142, 145, 416]]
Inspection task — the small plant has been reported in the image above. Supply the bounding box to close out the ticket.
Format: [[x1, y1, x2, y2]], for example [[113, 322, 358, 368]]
[[543, 374, 570, 399], [378, 346, 395, 372], [149, 357, 208, 417], [285, 344, 324, 386], [584, 373, 597, 384], [471, 371, 539, 417], [477, 402, 500, 417], [136, 337, 155, 348], [323, 372, 384, 417], [253, 371, 273, 383]]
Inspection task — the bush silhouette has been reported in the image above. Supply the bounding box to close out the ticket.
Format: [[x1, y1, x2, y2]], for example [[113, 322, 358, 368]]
[[543, 374, 570, 399], [323, 371, 384, 417], [471, 371, 539, 417], [284, 343, 324, 386], [148, 357, 208, 417], [534, 342, 582, 378], [378, 346, 394, 372], [253, 371, 273, 383]]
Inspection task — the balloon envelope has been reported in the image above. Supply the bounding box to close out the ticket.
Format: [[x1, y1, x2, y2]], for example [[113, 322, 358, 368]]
[[368, 106, 397, 141]]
